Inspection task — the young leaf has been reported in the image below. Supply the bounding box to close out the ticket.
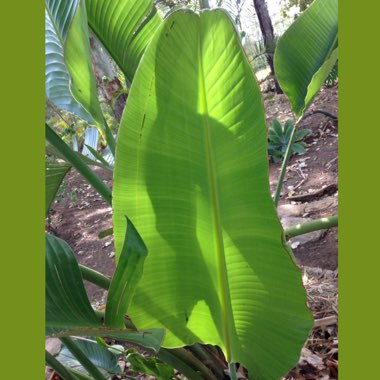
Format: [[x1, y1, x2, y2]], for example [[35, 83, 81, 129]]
[[284, 119, 295, 141], [105, 218, 148, 328], [272, 118, 284, 137], [292, 143, 307, 155], [274, 0, 338, 118], [295, 128, 312, 141], [113, 9, 312, 379]]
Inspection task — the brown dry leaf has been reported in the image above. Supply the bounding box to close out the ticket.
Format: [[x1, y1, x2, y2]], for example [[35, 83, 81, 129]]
[[299, 348, 325, 371]]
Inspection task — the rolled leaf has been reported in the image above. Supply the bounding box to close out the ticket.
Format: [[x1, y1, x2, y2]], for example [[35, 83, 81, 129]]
[[113, 9, 312, 379], [274, 0, 338, 118], [105, 217, 148, 328]]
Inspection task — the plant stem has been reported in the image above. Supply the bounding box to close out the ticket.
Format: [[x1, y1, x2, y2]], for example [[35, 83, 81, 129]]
[[160, 347, 218, 380], [228, 362, 237, 380], [199, 0, 210, 9], [60, 337, 107, 380], [284, 215, 338, 240], [79, 264, 111, 290], [273, 120, 298, 206], [188, 344, 227, 379], [46, 123, 112, 205], [46, 350, 79, 380]]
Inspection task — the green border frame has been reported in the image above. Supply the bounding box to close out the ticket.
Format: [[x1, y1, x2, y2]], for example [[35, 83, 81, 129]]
[[0, 0, 376, 378], [339, 0, 379, 378], [1, 1, 45, 378]]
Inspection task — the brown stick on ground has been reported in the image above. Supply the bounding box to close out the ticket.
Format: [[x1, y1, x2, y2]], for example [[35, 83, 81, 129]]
[[287, 183, 338, 202]]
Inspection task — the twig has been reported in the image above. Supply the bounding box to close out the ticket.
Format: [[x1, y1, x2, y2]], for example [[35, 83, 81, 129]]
[[303, 109, 338, 121], [325, 156, 338, 168], [314, 315, 337, 328], [287, 183, 337, 202], [293, 178, 305, 191], [297, 165, 306, 179]]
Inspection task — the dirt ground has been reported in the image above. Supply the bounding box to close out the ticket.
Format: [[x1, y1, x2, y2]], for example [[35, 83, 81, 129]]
[[47, 85, 338, 379], [266, 85, 338, 270]]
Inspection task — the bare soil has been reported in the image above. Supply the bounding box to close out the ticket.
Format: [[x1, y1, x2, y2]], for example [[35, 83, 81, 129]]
[[266, 85, 338, 270]]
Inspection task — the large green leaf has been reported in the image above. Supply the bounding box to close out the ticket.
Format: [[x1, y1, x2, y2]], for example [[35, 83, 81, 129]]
[[46, 0, 104, 126], [45, 161, 71, 214], [46, 233, 165, 353], [274, 0, 338, 118], [113, 9, 312, 379], [86, 0, 162, 83]]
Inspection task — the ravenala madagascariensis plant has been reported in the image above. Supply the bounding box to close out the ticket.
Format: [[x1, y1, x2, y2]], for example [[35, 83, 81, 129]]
[[45, 0, 338, 379]]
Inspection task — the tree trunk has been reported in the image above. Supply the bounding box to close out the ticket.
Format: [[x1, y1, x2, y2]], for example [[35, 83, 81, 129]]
[[252, 0, 282, 93]]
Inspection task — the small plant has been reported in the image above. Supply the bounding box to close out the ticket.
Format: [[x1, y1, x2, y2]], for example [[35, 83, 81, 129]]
[[268, 118, 311, 163], [56, 180, 78, 203]]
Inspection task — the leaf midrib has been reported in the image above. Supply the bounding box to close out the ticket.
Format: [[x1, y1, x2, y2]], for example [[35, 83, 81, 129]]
[[198, 16, 234, 362]]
